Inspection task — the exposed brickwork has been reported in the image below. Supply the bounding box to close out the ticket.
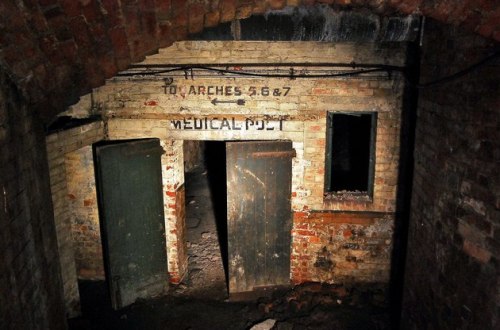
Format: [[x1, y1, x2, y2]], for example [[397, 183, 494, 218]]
[[46, 121, 105, 317], [162, 140, 188, 283], [45, 145, 80, 318], [0, 1, 498, 121], [86, 40, 407, 285], [291, 212, 394, 284], [402, 19, 500, 330], [0, 2, 498, 329], [172, 184, 188, 283], [0, 69, 66, 329], [183, 140, 204, 172], [65, 146, 104, 280]]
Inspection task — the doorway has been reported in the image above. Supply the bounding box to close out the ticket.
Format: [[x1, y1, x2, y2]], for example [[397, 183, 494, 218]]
[[181, 141, 228, 299], [226, 141, 294, 295], [181, 140, 294, 298]]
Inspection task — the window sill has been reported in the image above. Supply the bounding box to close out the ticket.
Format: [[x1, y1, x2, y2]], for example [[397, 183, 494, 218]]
[[324, 191, 373, 203]]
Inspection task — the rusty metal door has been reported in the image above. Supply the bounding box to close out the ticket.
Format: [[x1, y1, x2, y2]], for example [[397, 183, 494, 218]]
[[93, 139, 168, 309], [226, 141, 295, 294]]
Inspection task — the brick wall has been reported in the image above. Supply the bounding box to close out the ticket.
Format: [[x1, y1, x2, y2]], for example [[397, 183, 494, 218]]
[[0, 70, 66, 328], [292, 212, 394, 284], [163, 140, 188, 283], [0, 2, 498, 329], [0, 2, 497, 125], [402, 20, 500, 329], [183, 140, 204, 172], [65, 146, 104, 280], [91, 40, 408, 285], [46, 121, 105, 317]]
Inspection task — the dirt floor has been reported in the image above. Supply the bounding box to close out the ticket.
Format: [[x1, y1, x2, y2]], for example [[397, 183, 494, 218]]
[[68, 165, 393, 330], [70, 280, 391, 330]]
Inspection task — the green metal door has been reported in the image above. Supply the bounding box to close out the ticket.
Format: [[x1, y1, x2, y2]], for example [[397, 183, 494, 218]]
[[93, 139, 168, 309], [226, 141, 295, 294]]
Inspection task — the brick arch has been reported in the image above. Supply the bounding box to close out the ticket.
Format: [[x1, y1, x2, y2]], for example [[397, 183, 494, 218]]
[[0, 0, 498, 120]]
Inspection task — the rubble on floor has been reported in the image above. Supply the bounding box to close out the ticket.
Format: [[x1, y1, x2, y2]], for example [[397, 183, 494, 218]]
[[68, 167, 392, 329], [69, 281, 392, 329]]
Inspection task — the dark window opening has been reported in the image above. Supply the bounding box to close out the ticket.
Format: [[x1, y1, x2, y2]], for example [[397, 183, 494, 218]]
[[325, 112, 376, 197]]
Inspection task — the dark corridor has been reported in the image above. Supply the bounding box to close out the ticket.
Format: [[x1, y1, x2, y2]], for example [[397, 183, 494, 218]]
[[179, 140, 229, 299], [204, 141, 229, 283]]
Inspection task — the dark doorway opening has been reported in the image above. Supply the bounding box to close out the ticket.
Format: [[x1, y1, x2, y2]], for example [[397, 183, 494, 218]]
[[203, 141, 229, 279], [181, 140, 228, 299], [182, 140, 295, 298]]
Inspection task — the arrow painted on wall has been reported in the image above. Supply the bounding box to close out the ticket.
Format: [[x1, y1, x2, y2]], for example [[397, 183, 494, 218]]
[[211, 98, 246, 106]]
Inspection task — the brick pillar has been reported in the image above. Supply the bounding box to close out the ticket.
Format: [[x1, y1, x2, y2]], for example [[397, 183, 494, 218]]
[[161, 139, 188, 283]]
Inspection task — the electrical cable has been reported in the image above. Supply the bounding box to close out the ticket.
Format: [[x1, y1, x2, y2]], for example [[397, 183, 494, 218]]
[[189, 65, 393, 78], [115, 51, 499, 88], [413, 51, 500, 89], [116, 65, 399, 79]]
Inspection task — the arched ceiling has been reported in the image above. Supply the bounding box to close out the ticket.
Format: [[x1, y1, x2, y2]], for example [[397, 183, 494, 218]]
[[0, 0, 498, 121]]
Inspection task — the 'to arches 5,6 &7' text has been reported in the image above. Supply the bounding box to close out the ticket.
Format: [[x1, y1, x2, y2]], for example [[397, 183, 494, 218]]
[[164, 85, 291, 97]]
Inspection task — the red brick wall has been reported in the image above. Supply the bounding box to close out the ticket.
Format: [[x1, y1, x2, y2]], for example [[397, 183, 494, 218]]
[[162, 140, 188, 283], [0, 3, 498, 329], [172, 184, 187, 284], [402, 19, 500, 329], [65, 146, 105, 280], [292, 212, 394, 284], [0, 1, 498, 122]]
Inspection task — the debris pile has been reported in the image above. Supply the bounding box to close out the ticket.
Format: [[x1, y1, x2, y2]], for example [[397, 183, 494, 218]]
[[249, 282, 391, 329]]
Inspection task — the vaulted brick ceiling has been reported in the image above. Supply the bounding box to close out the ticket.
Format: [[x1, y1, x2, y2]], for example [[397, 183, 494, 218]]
[[0, 0, 498, 120]]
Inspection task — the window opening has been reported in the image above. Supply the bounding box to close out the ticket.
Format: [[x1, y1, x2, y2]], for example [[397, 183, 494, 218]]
[[325, 112, 377, 197]]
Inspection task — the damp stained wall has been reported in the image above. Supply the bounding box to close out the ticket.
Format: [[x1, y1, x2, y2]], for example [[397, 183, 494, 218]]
[[1, 1, 498, 329], [84, 40, 408, 285]]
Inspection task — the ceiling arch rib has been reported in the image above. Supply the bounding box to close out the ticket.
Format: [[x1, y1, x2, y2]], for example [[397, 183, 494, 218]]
[[0, 1, 497, 121]]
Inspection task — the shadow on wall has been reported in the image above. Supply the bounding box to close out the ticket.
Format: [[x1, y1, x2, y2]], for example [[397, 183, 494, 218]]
[[203, 141, 229, 283], [389, 42, 420, 328]]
